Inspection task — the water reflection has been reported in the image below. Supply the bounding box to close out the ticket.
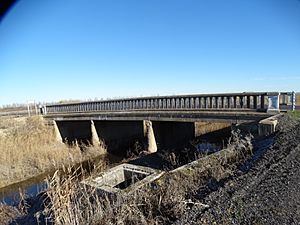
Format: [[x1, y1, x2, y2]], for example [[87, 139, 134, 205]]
[[0, 153, 122, 206]]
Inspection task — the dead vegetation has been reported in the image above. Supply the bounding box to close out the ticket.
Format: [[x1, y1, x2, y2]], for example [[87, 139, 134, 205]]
[[38, 130, 253, 225], [0, 116, 106, 188], [0, 117, 262, 225]]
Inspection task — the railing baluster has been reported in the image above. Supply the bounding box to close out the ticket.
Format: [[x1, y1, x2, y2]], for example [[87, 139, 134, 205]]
[[261, 95, 265, 109], [247, 96, 251, 108], [45, 92, 282, 114]]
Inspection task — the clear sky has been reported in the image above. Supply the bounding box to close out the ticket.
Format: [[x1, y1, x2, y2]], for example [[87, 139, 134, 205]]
[[0, 0, 300, 105]]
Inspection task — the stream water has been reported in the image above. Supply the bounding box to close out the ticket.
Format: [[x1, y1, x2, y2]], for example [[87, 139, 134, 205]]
[[0, 153, 122, 206]]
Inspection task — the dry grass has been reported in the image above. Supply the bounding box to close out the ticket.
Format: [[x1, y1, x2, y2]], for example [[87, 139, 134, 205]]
[[45, 168, 201, 225], [0, 116, 106, 188], [43, 130, 253, 225]]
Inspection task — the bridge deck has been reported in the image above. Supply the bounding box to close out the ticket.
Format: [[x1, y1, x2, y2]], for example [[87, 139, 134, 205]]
[[44, 109, 274, 123]]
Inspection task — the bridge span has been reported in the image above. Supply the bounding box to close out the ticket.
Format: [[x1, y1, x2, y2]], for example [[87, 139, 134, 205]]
[[43, 92, 295, 154]]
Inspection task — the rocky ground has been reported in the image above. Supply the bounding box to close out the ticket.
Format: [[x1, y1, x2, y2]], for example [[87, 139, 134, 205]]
[[175, 115, 300, 225]]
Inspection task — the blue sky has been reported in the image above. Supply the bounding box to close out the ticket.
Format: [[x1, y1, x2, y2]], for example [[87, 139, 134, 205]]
[[0, 0, 300, 105]]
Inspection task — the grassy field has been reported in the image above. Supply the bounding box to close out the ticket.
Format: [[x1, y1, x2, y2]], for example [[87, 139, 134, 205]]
[[0, 116, 106, 188]]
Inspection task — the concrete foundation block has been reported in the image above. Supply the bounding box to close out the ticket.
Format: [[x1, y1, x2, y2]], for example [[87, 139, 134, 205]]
[[81, 163, 164, 196], [258, 115, 281, 136]]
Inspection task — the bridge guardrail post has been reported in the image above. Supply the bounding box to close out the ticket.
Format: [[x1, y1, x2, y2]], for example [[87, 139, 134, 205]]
[[292, 91, 296, 111]]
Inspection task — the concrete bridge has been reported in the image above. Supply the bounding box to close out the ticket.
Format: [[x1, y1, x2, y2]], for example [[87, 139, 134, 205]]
[[43, 92, 295, 154]]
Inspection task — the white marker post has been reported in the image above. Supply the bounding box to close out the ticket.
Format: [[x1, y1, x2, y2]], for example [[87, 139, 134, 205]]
[[292, 91, 296, 111]]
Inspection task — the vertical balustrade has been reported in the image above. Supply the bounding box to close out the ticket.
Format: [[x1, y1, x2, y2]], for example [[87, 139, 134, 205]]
[[195, 97, 199, 108], [253, 96, 257, 109], [233, 96, 237, 108], [174, 98, 178, 109], [261, 95, 265, 109], [247, 96, 251, 109], [181, 97, 185, 109], [46, 92, 281, 114], [227, 96, 231, 108], [170, 98, 174, 109], [220, 97, 224, 108], [185, 98, 189, 109], [239, 96, 244, 108], [191, 98, 194, 108]]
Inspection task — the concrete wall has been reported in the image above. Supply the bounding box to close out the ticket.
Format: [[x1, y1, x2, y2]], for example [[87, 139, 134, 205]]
[[194, 121, 231, 137]]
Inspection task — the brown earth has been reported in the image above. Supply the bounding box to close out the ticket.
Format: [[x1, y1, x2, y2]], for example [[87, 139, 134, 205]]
[[175, 115, 300, 225]]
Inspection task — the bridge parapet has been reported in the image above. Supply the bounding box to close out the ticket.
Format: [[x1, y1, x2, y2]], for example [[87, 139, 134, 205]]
[[44, 92, 294, 114]]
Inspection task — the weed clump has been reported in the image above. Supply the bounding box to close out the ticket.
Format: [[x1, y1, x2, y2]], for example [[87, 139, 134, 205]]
[[0, 116, 106, 188]]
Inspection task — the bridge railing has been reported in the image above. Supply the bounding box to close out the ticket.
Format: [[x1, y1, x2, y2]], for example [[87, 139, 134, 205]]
[[44, 92, 294, 114]]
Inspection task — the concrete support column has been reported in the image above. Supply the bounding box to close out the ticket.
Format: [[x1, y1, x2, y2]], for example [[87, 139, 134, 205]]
[[144, 120, 157, 153], [91, 120, 101, 146], [53, 120, 63, 143]]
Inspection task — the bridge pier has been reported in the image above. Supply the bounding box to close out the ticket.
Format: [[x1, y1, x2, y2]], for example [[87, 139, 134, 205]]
[[91, 120, 101, 146], [53, 120, 63, 143], [53, 119, 233, 154], [144, 120, 157, 153]]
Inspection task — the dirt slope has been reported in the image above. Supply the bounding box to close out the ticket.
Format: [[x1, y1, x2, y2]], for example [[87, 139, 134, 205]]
[[176, 116, 300, 225]]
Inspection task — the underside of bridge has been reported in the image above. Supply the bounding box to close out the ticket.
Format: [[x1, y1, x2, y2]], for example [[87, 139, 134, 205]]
[[53, 119, 232, 154]]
